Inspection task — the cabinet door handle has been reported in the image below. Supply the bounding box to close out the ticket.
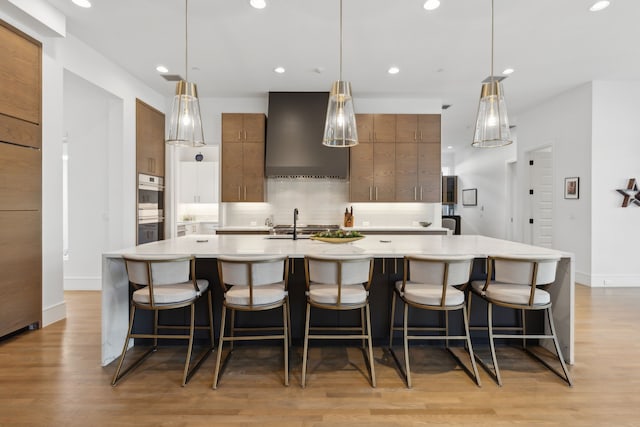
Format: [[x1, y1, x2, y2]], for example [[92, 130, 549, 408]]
[[414, 131, 417, 141], [244, 186, 247, 200], [375, 187, 378, 201], [369, 186, 372, 201], [238, 130, 242, 140], [238, 185, 241, 200], [414, 186, 417, 201], [420, 131, 423, 141], [244, 130, 247, 140], [420, 186, 423, 201]]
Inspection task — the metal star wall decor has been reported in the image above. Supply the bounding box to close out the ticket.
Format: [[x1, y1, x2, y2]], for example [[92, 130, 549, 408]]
[[617, 178, 640, 207]]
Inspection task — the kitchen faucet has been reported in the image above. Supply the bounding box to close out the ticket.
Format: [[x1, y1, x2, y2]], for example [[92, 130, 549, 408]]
[[293, 208, 299, 240]]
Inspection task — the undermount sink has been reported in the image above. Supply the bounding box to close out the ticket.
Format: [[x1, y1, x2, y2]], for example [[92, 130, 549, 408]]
[[264, 235, 311, 240]]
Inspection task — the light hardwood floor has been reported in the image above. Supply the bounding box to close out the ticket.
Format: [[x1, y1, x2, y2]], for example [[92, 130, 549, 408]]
[[1, 285, 639, 426]]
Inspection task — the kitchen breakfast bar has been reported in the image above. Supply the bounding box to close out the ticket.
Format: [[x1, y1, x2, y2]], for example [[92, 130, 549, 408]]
[[101, 234, 574, 367]]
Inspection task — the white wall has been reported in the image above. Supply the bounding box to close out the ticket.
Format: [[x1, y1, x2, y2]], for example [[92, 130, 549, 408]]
[[453, 140, 516, 238], [517, 84, 593, 284], [591, 81, 640, 287], [63, 71, 122, 291]]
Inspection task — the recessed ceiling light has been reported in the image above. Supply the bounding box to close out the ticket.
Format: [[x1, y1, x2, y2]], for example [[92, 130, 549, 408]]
[[156, 65, 169, 73], [250, 0, 266, 9], [502, 68, 514, 75], [589, 1, 610, 11], [72, 0, 91, 8], [388, 66, 400, 75], [423, 0, 441, 11], [274, 66, 285, 74]]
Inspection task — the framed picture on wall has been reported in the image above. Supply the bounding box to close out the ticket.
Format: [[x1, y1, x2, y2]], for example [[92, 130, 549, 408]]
[[564, 177, 579, 199], [462, 188, 477, 206]]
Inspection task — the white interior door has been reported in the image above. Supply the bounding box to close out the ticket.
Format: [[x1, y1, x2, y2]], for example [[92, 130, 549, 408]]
[[529, 148, 553, 248]]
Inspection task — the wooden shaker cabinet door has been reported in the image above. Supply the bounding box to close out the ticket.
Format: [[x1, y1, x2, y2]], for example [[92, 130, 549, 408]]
[[395, 115, 419, 143], [242, 114, 266, 143], [372, 114, 396, 142], [242, 142, 265, 201], [373, 142, 395, 201], [355, 114, 373, 143], [418, 142, 441, 202], [136, 100, 165, 176], [395, 142, 418, 202]]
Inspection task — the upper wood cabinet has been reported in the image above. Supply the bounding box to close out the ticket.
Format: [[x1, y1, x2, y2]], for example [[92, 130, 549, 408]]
[[136, 99, 165, 177], [396, 114, 441, 143], [351, 113, 441, 203], [221, 113, 265, 143], [221, 113, 265, 202], [0, 22, 41, 125], [356, 114, 396, 143]]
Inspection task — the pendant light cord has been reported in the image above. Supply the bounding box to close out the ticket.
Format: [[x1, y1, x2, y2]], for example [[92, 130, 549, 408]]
[[339, 0, 343, 81], [490, 0, 494, 84], [185, 0, 189, 82]]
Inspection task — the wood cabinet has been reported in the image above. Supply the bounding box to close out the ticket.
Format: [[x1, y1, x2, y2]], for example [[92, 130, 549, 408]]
[[179, 161, 216, 203], [136, 99, 165, 177], [0, 22, 41, 125], [351, 113, 440, 203], [0, 21, 42, 337], [221, 113, 265, 202], [356, 114, 396, 143], [396, 114, 440, 143], [350, 141, 395, 202]]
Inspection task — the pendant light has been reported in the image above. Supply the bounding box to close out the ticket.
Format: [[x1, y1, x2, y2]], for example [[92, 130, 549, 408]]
[[166, 0, 205, 147], [322, 0, 358, 148], [472, 0, 512, 148]]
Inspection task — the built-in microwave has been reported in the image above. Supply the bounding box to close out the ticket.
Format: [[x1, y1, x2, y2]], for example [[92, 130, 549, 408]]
[[137, 173, 164, 244]]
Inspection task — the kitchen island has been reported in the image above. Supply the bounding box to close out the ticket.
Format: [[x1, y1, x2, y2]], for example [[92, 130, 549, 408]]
[[101, 234, 574, 366]]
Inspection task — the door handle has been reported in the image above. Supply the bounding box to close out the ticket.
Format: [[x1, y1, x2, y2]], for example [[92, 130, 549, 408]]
[[369, 186, 372, 201]]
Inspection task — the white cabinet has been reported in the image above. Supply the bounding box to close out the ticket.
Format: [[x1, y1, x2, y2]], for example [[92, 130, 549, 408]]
[[179, 161, 216, 203]]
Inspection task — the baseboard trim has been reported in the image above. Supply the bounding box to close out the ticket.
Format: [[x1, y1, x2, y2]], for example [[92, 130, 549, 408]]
[[579, 273, 640, 288], [64, 276, 101, 291], [42, 300, 67, 327]]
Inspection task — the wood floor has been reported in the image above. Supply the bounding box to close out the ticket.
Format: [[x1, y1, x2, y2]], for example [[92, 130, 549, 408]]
[[1, 285, 639, 426]]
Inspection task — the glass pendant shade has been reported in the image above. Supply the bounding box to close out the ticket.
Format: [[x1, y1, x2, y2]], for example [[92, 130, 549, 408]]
[[323, 81, 358, 147], [166, 80, 205, 147], [472, 80, 512, 148]]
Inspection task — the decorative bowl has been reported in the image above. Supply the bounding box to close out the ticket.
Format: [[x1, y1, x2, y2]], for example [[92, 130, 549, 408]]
[[419, 221, 432, 227], [310, 236, 365, 244]]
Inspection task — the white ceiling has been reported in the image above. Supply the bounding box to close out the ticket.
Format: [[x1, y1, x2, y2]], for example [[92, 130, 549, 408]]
[[43, 0, 640, 148]]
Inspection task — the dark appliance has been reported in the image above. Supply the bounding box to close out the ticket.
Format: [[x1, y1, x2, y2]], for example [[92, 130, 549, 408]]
[[265, 92, 349, 178], [137, 173, 164, 244]]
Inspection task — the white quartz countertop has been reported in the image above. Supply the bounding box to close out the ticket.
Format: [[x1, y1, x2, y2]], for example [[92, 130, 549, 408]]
[[104, 234, 571, 259], [343, 226, 447, 232], [216, 226, 271, 231]]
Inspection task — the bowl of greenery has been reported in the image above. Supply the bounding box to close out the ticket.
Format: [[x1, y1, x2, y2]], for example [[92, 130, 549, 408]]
[[310, 230, 365, 243]]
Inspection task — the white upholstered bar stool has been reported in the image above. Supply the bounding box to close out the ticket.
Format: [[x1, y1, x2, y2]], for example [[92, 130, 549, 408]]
[[112, 255, 214, 386], [213, 255, 290, 389], [301, 254, 376, 388], [468, 254, 572, 386], [388, 255, 481, 387]]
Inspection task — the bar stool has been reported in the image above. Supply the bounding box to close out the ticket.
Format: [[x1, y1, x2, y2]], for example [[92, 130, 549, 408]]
[[301, 254, 376, 388], [388, 255, 481, 387], [111, 254, 214, 386], [213, 255, 290, 389], [468, 254, 572, 386]]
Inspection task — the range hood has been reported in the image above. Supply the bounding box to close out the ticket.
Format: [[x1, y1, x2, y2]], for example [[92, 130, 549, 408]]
[[265, 92, 349, 178]]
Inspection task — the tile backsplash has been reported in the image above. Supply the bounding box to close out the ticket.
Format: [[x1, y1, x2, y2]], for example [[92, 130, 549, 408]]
[[221, 178, 441, 227]]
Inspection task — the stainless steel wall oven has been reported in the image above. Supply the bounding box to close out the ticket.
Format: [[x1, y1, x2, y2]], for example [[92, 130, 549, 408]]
[[137, 173, 164, 244]]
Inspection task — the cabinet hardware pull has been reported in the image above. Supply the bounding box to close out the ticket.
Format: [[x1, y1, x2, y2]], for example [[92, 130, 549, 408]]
[[238, 185, 241, 200], [394, 258, 398, 274], [244, 130, 247, 140], [414, 186, 417, 201], [244, 186, 247, 200], [375, 187, 378, 201], [414, 131, 417, 141], [420, 186, 423, 201], [369, 186, 372, 201], [238, 130, 242, 140], [420, 131, 423, 141], [382, 258, 385, 274]]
